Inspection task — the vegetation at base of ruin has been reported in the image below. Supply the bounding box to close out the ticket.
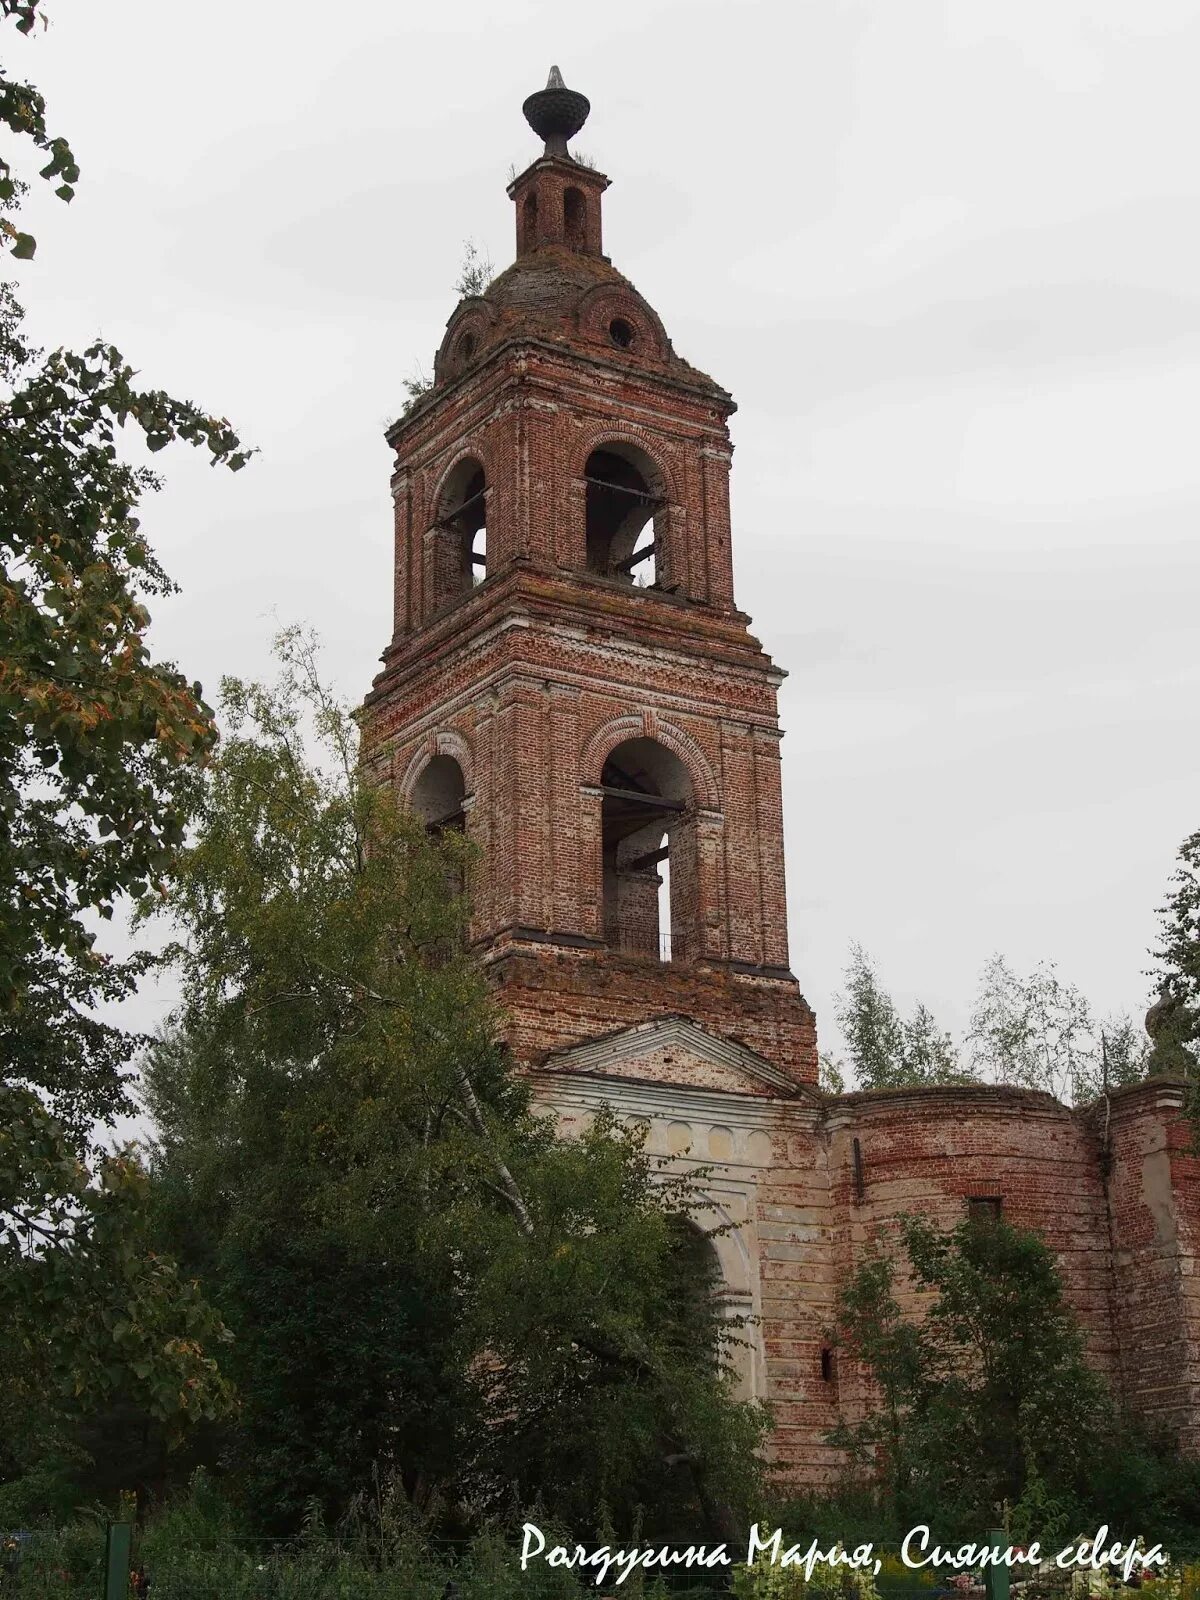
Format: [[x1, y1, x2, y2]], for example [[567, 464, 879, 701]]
[[1, 0, 247, 1495], [827, 1212, 1200, 1553], [5, 1471, 1200, 1600], [0, 1477, 615, 1600], [826, 945, 1153, 1101], [13, 627, 767, 1542]]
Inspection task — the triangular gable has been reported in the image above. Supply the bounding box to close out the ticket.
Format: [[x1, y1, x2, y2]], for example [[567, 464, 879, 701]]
[[541, 1014, 808, 1099]]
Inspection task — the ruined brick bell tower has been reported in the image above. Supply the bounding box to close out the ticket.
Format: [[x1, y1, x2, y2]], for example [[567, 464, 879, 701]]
[[363, 68, 817, 1093], [362, 70, 1200, 1467]]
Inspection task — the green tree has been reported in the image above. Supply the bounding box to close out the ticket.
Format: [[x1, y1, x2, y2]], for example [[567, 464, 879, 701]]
[[831, 1213, 1109, 1538], [1, 1, 250, 1127], [969, 956, 1148, 1103], [1, 0, 245, 1497], [0, 0, 79, 262], [146, 631, 767, 1537], [1098, 1010, 1152, 1088], [834, 945, 968, 1090], [1149, 829, 1200, 1083], [0, 1104, 234, 1490], [0, 284, 249, 1135]]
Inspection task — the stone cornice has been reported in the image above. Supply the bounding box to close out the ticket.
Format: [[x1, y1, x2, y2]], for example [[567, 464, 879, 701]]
[[386, 332, 735, 451]]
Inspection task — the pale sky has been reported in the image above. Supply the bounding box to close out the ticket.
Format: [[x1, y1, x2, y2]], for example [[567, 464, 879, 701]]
[[9, 0, 1200, 1068]]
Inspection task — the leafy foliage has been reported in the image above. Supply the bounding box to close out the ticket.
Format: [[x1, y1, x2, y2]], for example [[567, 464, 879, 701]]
[[817, 1052, 845, 1094], [1, 0, 246, 1504], [1, 4, 252, 1137], [0, 287, 250, 1136], [454, 237, 494, 298], [0, 1475, 610, 1600], [832, 945, 968, 1090], [969, 956, 1148, 1103], [145, 631, 767, 1537], [0, 1085, 234, 1489], [400, 364, 433, 412], [830, 1214, 1111, 1539], [1150, 829, 1200, 1086], [0, 0, 79, 260], [830, 944, 1150, 1103]]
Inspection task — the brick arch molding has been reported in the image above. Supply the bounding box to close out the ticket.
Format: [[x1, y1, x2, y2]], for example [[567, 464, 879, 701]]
[[398, 728, 476, 803], [581, 712, 719, 811]]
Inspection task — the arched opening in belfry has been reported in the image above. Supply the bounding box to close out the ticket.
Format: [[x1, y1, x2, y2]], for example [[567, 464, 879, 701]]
[[409, 754, 466, 835], [521, 191, 538, 253], [563, 186, 586, 251], [429, 457, 487, 610], [408, 752, 469, 926], [600, 737, 696, 962], [584, 445, 662, 588]]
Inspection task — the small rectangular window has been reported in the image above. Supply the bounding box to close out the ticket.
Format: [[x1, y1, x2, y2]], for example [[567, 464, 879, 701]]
[[852, 1137, 865, 1203], [820, 1346, 834, 1383], [967, 1195, 1003, 1222]]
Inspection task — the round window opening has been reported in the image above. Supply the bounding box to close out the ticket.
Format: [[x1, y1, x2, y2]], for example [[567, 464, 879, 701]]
[[609, 317, 635, 350]]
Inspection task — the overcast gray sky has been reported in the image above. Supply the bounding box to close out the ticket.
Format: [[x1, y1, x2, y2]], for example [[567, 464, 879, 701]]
[[10, 0, 1199, 1066]]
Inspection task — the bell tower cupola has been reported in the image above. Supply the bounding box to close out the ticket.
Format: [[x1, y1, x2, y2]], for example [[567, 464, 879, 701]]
[[364, 71, 818, 1088], [509, 67, 608, 258]]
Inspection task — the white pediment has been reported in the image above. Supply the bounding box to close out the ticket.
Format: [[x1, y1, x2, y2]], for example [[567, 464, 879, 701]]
[[541, 1014, 805, 1098]]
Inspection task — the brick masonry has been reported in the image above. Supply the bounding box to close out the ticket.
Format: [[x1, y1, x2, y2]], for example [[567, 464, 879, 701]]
[[361, 116, 1200, 1484]]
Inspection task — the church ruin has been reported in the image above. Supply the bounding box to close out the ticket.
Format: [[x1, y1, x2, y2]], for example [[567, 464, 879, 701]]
[[361, 70, 1200, 1483]]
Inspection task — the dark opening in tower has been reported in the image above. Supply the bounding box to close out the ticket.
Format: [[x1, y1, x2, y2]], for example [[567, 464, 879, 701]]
[[428, 457, 487, 610], [520, 191, 538, 253], [409, 754, 466, 834], [600, 737, 696, 962], [564, 186, 586, 251], [409, 753, 468, 906], [584, 445, 661, 588]]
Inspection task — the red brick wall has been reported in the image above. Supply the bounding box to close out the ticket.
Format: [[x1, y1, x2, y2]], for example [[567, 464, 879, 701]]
[[1096, 1082, 1200, 1451], [493, 946, 816, 1083], [748, 1083, 1200, 1484], [741, 1088, 1119, 1484]]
